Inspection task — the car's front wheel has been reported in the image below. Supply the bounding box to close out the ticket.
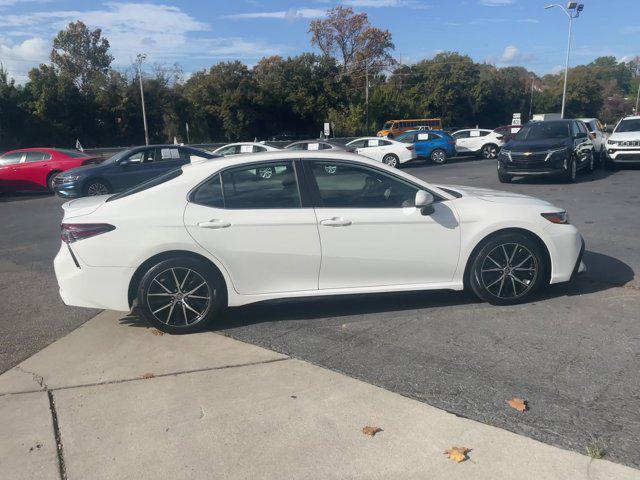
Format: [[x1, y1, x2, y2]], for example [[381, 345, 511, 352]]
[[468, 232, 547, 306], [84, 180, 111, 196], [138, 257, 225, 334], [563, 158, 577, 183]]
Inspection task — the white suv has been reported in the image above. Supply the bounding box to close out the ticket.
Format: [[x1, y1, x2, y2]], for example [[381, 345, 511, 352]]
[[451, 129, 505, 159], [605, 116, 640, 169]]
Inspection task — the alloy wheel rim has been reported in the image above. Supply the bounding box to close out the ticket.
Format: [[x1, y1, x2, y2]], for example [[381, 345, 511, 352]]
[[384, 156, 397, 167], [484, 146, 497, 159], [87, 183, 109, 195], [433, 151, 445, 163], [259, 168, 273, 179], [146, 267, 212, 326], [480, 243, 538, 299]]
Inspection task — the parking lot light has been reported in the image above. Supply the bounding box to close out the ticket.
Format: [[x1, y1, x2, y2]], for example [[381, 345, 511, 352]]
[[136, 53, 150, 146], [544, 3, 584, 119]]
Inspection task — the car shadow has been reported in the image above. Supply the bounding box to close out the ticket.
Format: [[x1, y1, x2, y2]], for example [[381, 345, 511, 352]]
[[0, 191, 54, 203], [118, 250, 634, 331], [509, 166, 617, 185]]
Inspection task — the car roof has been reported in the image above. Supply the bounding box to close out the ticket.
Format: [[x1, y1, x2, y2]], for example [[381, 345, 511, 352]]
[[620, 115, 640, 121], [285, 140, 346, 149], [348, 137, 392, 142], [180, 150, 455, 200]]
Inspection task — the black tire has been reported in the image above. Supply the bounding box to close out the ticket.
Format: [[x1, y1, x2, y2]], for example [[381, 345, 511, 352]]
[[137, 257, 226, 334], [382, 154, 399, 168], [468, 232, 547, 306], [46, 171, 61, 192], [83, 179, 111, 196], [481, 143, 499, 159], [430, 148, 447, 164], [563, 158, 577, 183], [587, 151, 595, 173], [498, 172, 512, 183]]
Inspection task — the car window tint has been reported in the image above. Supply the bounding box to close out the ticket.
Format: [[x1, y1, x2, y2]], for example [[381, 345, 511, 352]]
[[221, 161, 300, 209], [453, 131, 469, 139], [428, 133, 442, 140], [25, 151, 49, 162], [310, 162, 418, 209], [349, 140, 367, 148], [287, 143, 305, 151], [319, 143, 332, 150], [478, 131, 490, 137], [380, 140, 392, 146], [0, 152, 23, 165], [254, 146, 266, 152], [127, 150, 153, 163], [160, 148, 181, 161], [192, 174, 224, 208]]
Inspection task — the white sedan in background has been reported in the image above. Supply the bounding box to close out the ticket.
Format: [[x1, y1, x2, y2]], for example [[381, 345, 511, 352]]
[[452, 129, 506, 159], [346, 137, 416, 167], [54, 151, 585, 334], [212, 142, 280, 156]]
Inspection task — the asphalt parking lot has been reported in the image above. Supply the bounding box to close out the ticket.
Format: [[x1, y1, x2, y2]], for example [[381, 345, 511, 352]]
[[1, 157, 639, 468]]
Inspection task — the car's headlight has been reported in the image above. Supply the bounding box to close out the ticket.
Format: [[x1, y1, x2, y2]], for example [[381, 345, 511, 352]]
[[541, 211, 570, 224], [498, 149, 511, 161], [60, 175, 80, 182], [607, 139, 617, 145], [544, 148, 568, 162]]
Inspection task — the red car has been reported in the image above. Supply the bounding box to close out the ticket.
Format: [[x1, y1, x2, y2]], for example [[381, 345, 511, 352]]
[[0, 148, 102, 193]]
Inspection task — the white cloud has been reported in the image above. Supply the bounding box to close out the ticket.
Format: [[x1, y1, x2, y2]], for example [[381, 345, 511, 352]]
[[486, 44, 534, 65], [0, 36, 49, 83], [225, 8, 326, 20], [500, 45, 519, 62], [0, 0, 50, 8], [0, 2, 287, 82]]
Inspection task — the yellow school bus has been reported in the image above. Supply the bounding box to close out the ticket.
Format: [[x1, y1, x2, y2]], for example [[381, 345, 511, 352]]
[[377, 118, 443, 138]]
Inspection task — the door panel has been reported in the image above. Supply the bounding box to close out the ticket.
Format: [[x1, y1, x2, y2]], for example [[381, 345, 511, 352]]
[[315, 204, 460, 289], [183, 162, 321, 295], [307, 160, 460, 289]]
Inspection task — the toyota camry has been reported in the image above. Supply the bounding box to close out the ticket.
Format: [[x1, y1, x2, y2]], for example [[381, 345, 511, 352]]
[[54, 151, 586, 334]]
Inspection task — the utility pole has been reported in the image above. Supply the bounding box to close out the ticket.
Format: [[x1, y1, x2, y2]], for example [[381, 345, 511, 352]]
[[635, 63, 640, 115], [545, 2, 584, 119], [365, 58, 369, 135], [529, 75, 535, 120], [136, 53, 149, 146]]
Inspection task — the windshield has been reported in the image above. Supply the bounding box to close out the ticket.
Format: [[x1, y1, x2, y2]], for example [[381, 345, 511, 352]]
[[615, 119, 640, 133], [514, 122, 570, 141]]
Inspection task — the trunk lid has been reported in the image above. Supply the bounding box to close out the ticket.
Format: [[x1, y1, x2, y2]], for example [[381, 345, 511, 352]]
[[62, 195, 109, 219]]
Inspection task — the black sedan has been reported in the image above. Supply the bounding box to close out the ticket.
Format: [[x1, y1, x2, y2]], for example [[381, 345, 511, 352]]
[[497, 120, 595, 183], [53, 145, 217, 197]]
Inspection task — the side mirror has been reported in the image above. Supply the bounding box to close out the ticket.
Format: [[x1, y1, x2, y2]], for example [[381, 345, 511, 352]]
[[118, 158, 130, 166], [415, 190, 435, 215]]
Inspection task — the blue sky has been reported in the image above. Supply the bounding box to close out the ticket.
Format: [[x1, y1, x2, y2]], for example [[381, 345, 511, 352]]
[[0, 0, 638, 83]]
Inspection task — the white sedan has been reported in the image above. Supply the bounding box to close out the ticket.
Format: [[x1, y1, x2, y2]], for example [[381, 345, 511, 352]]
[[54, 151, 585, 334], [211, 142, 280, 156], [346, 137, 416, 167]]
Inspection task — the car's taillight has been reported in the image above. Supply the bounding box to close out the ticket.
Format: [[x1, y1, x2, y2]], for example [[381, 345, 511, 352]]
[[496, 135, 504, 140], [406, 145, 415, 151], [61, 223, 115, 243]]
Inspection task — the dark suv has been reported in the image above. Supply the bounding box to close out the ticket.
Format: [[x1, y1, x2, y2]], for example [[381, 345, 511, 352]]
[[53, 145, 216, 197], [497, 120, 595, 183]]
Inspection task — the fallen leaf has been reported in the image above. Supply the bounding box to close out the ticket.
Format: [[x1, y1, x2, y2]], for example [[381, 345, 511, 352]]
[[151, 329, 164, 336], [362, 426, 383, 437], [444, 447, 470, 463], [507, 397, 527, 412], [140, 373, 155, 379]]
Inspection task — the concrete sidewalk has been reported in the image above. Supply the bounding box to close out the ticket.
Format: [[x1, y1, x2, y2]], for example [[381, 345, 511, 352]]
[[1, 311, 638, 480]]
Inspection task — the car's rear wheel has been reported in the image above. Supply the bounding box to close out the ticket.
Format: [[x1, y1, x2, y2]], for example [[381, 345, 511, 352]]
[[84, 180, 111, 196], [468, 232, 547, 306], [430, 148, 447, 164], [138, 257, 225, 334], [382, 154, 399, 168], [481, 143, 499, 159], [46, 171, 61, 192]]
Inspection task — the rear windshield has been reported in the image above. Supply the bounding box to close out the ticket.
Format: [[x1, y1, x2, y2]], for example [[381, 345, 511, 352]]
[[615, 119, 640, 133], [107, 168, 182, 202], [515, 122, 570, 141]]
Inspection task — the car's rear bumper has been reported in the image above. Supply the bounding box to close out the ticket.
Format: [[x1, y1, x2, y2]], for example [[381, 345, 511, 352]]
[[54, 243, 133, 311]]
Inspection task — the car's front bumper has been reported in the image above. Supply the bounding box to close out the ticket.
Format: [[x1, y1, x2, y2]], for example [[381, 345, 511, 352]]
[[606, 148, 640, 164], [544, 223, 585, 284], [54, 243, 133, 311]]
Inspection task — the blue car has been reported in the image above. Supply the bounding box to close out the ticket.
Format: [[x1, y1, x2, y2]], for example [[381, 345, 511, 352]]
[[53, 145, 217, 198], [396, 129, 456, 164]]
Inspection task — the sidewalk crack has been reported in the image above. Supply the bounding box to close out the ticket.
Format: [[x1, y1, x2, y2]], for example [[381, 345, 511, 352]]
[[15, 366, 47, 390], [48, 391, 68, 480]]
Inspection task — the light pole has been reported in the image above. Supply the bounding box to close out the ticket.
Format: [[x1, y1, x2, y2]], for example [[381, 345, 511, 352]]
[[545, 2, 584, 119], [136, 53, 149, 146]]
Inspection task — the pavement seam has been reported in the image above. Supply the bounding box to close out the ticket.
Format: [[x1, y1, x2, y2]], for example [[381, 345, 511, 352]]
[[0, 357, 291, 397], [47, 390, 68, 480]]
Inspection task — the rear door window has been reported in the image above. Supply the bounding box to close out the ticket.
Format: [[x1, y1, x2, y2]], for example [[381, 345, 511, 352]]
[[220, 161, 300, 209], [25, 151, 51, 162], [0, 152, 24, 165]]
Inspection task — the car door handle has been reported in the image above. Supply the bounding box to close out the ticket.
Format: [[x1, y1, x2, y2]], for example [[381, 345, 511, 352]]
[[320, 217, 352, 227], [197, 219, 231, 229]]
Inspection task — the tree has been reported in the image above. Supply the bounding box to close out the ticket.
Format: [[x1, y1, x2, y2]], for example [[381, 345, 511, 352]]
[[309, 6, 395, 76], [0, 66, 25, 148], [51, 21, 113, 92]]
